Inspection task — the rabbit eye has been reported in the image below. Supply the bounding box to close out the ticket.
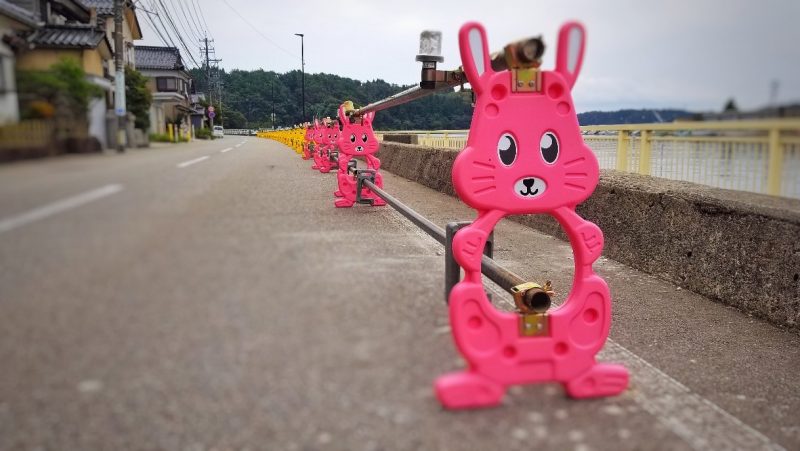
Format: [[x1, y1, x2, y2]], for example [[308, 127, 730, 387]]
[[350, 134, 356, 143], [361, 134, 368, 143], [540, 131, 559, 164], [497, 133, 517, 166]]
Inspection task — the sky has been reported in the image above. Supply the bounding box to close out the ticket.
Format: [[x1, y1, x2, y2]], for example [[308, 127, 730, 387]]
[[138, 0, 800, 113]]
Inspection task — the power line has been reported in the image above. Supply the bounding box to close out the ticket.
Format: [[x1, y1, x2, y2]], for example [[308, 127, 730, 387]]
[[187, 0, 209, 38], [191, 0, 212, 38], [155, 0, 200, 67], [146, 0, 180, 52], [153, 0, 201, 68], [139, 6, 172, 48], [165, 0, 203, 44], [218, 0, 298, 59]]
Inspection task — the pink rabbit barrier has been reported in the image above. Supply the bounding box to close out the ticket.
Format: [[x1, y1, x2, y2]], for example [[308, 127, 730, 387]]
[[332, 105, 386, 208], [266, 20, 628, 410], [435, 21, 628, 409]]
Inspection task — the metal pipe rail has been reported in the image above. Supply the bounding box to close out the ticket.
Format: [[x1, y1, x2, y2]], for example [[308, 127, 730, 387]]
[[350, 75, 465, 117], [361, 178, 551, 312], [350, 35, 544, 118]]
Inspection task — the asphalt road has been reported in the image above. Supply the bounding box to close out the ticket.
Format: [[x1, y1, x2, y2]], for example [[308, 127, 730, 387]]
[[0, 137, 797, 451]]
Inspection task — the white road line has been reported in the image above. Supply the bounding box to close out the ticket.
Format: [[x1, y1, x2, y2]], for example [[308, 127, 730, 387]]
[[0, 184, 123, 234], [234, 143, 243, 148], [176, 156, 209, 168], [387, 208, 784, 451], [220, 147, 234, 153]]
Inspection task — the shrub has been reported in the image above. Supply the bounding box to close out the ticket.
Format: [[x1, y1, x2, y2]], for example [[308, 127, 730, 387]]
[[195, 127, 212, 140], [17, 58, 103, 120], [125, 67, 152, 131], [149, 133, 172, 143]]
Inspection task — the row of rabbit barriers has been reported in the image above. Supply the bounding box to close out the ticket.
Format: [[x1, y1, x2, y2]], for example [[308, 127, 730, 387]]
[[257, 21, 629, 410]]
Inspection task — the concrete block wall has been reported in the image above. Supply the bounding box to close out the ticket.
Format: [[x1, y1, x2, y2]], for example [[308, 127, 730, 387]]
[[376, 141, 800, 330]]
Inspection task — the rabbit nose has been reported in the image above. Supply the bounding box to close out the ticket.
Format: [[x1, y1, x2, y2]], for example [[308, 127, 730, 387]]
[[523, 178, 535, 188]]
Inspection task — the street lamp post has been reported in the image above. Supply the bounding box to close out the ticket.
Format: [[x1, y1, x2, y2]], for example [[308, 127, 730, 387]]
[[294, 33, 305, 123]]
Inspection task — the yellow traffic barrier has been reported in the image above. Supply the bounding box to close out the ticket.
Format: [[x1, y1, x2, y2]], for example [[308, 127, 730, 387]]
[[258, 124, 309, 156]]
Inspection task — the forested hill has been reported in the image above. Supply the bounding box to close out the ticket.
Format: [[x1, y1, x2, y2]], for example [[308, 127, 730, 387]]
[[191, 68, 691, 129]]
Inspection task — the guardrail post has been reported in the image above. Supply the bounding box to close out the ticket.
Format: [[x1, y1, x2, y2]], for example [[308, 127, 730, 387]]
[[615, 130, 629, 171], [638, 130, 651, 175], [766, 127, 783, 196]]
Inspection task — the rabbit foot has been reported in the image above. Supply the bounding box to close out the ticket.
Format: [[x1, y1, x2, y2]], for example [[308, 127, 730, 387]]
[[435, 371, 504, 409], [335, 199, 355, 208], [564, 363, 629, 399]]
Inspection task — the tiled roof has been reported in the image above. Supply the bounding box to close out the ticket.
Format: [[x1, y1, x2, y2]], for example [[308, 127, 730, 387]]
[[79, 0, 112, 16], [28, 25, 106, 48], [0, 0, 38, 27], [134, 45, 184, 70]]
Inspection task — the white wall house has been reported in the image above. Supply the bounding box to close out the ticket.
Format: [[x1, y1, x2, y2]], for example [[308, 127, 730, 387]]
[[134, 46, 192, 135]]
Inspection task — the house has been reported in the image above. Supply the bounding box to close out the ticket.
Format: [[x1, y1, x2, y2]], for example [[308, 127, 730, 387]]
[[0, 0, 38, 124], [6, 0, 142, 147], [134, 45, 193, 136], [189, 93, 207, 132], [81, 0, 142, 67]]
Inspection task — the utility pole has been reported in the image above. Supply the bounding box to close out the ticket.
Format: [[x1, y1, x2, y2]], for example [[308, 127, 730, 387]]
[[113, 0, 126, 152], [201, 36, 222, 129], [271, 79, 275, 129], [294, 33, 305, 123], [203, 36, 213, 129]]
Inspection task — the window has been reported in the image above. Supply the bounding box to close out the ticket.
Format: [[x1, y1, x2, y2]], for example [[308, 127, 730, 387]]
[[156, 77, 178, 92]]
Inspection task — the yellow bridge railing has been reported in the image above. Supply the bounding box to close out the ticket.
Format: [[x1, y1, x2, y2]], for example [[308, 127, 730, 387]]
[[376, 119, 800, 199]]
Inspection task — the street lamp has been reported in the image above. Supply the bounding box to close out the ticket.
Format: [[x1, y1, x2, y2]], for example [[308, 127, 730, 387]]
[[294, 33, 305, 123]]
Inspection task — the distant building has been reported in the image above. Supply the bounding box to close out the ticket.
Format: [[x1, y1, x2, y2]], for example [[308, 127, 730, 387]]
[[681, 103, 800, 122], [0, 0, 38, 124], [4, 0, 143, 147], [134, 45, 193, 135], [189, 93, 207, 132]]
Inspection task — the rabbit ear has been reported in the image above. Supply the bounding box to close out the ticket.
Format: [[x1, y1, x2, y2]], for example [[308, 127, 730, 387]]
[[338, 104, 348, 126], [364, 112, 375, 125], [459, 22, 492, 95], [555, 21, 586, 90]]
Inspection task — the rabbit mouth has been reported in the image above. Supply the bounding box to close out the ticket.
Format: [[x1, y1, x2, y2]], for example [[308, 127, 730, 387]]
[[355, 146, 364, 152], [514, 177, 546, 198]]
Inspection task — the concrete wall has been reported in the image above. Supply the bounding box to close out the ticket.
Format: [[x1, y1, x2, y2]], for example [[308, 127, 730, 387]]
[[376, 141, 800, 330]]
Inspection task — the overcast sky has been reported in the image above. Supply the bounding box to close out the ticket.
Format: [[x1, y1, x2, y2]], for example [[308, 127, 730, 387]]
[[139, 0, 800, 113]]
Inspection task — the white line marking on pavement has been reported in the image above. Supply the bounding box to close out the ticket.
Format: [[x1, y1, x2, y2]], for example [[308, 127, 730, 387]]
[[176, 156, 209, 168], [387, 208, 784, 451], [234, 143, 243, 148], [600, 342, 783, 451], [220, 147, 234, 153], [0, 184, 123, 234]]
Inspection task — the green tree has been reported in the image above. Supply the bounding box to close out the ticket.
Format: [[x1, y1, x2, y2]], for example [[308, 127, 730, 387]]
[[125, 66, 152, 130], [17, 57, 104, 119], [225, 109, 247, 128]]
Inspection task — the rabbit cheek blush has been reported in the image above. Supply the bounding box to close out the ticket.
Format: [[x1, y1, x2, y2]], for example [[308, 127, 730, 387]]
[[437, 21, 629, 410]]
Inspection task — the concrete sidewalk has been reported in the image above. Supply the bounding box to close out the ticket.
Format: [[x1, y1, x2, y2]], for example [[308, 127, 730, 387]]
[[0, 138, 796, 450]]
